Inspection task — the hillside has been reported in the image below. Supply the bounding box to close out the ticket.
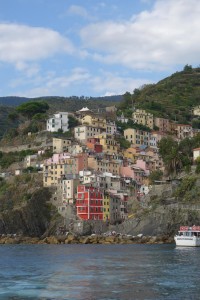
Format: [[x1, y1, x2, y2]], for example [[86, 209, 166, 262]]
[[0, 95, 122, 107], [0, 106, 22, 139], [120, 66, 200, 124], [0, 95, 122, 140]]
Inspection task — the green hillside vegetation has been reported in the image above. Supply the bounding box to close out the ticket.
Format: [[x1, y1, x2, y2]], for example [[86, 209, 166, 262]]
[[0, 106, 23, 139], [39, 96, 119, 114], [0, 95, 122, 108], [0, 96, 120, 141], [119, 65, 200, 125], [0, 149, 37, 169]]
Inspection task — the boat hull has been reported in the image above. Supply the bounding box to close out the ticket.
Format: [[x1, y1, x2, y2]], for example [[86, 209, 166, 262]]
[[175, 236, 200, 247]]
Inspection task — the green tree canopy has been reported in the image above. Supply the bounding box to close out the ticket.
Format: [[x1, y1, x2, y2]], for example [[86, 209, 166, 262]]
[[16, 101, 49, 119], [149, 170, 163, 184], [158, 137, 182, 176]]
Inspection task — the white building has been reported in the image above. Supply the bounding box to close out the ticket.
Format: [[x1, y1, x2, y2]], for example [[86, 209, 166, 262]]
[[106, 121, 117, 135], [61, 178, 79, 205], [24, 154, 38, 168], [47, 112, 69, 132], [193, 148, 200, 161], [193, 106, 200, 116], [117, 113, 128, 124]]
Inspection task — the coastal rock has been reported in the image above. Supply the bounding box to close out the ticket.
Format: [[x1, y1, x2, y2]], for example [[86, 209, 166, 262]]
[[148, 236, 157, 244], [104, 236, 116, 243], [65, 234, 78, 244], [141, 236, 150, 243], [81, 236, 90, 244], [44, 236, 59, 244], [4, 237, 20, 244]]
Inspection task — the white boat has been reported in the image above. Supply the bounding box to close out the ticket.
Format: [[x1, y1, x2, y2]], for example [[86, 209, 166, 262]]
[[174, 226, 200, 247]]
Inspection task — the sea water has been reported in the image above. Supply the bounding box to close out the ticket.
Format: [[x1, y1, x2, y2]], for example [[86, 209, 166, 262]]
[[0, 244, 199, 300]]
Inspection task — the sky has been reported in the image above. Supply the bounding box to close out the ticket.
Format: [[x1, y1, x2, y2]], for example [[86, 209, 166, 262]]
[[0, 0, 200, 98]]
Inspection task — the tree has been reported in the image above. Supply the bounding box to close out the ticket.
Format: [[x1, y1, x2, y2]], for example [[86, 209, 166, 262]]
[[116, 136, 131, 149], [16, 101, 49, 119], [165, 147, 183, 176], [183, 64, 193, 72], [68, 115, 79, 129], [195, 157, 200, 174], [158, 136, 178, 160], [149, 170, 163, 184], [8, 112, 19, 122], [178, 138, 193, 159], [158, 137, 182, 176]]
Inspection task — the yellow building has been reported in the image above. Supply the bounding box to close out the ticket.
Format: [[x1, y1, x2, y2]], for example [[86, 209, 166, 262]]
[[132, 109, 154, 129], [124, 128, 151, 146], [88, 156, 121, 175], [123, 147, 137, 163], [74, 125, 102, 143], [43, 162, 66, 186], [53, 138, 72, 153], [43, 153, 88, 187], [80, 114, 107, 129], [95, 133, 119, 154]]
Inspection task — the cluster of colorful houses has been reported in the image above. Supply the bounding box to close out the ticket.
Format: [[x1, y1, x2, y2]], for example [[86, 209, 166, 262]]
[[6, 105, 200, 225]]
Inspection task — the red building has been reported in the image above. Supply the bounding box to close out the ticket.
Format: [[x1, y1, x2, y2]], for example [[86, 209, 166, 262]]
[[86, 138, 103, 153], [76, 185, 103, 220]]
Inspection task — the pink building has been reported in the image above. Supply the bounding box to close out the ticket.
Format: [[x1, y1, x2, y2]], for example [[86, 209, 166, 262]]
[[133, 159, 150, 176], [44, 152, 88, 172], [120, 165, 146, 185]]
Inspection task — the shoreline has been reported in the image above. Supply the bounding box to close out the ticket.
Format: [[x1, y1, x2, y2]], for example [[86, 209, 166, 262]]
[[0, 233, 175, 245]]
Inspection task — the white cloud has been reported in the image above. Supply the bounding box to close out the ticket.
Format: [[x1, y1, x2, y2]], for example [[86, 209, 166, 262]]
[[15, 62, 40, 77], [67, 5, 91, 20], [46, 68, 91, 88], [12, 68, 152, 98], [13, 68, 92, 97], [0, 23, 74, 66], [89, 71, 152, 95], [80, 0, 200, 70]]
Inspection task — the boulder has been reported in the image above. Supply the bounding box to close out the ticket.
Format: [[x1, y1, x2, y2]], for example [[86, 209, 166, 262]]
[[105, 236, 116, 243], [148, 236, 157, 244], [45, 236, 59, 244], [82, 237, 90, 244], [65, 234, 78, 244]]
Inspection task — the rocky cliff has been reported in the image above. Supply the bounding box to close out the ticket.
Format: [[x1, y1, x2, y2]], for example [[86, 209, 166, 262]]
[[0, 174, 63, 237], [0, 188, 62, 236]]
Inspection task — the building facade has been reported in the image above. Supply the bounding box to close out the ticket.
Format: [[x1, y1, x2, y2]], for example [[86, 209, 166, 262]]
[[53, 138, 72, 153], [124, 128, 151, 147], [74, 125, 102, 143], [132, 109, 154, 129], [154, 117, 170, 133], [76, 185, 103, 220], [47, 112, 69, 132]]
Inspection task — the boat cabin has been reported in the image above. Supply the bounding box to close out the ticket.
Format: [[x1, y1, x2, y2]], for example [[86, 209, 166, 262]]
[[178, 226, 200, 237]]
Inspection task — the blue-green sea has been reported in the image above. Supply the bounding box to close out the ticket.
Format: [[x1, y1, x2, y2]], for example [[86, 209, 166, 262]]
[[0, 244, 199, 299]]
